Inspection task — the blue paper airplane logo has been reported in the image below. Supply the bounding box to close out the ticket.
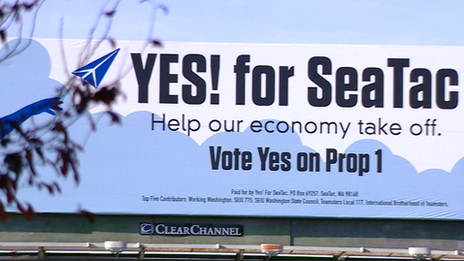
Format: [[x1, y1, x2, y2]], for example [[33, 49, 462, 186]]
[[72, 48, 120, 88]]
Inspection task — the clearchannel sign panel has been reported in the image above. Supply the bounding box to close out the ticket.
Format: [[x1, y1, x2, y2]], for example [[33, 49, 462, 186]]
[[8, 39, 464, 219]]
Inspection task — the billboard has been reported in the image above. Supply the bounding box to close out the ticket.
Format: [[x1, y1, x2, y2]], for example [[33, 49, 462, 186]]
[[4, 39, 464, 219]]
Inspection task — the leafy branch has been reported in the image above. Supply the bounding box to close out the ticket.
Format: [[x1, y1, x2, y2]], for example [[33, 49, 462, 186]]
[[0, 0, 167, 220]]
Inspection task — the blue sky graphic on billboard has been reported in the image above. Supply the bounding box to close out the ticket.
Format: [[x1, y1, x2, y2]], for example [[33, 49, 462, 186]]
[[0, 43, 119, 140], [4, 38, 464, 220], [0, 40, 62, 139]]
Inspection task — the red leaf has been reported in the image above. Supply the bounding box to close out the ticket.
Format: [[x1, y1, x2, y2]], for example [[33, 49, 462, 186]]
[[0, 175, 8, 189], [108, 37, 116, 48], [72, 161, 80, 185], [87, 114, 97, 131], [0, 202, 7, 221], [44, 183, 54, 195], [53, 182, 62, 194], [25, 149, 36, 176], [150, 39, 163, 47], [35, 147, 44, 161], [1, 138, 10, 147], [159, 4, 168, 15], [52, 122, 65, 133], [29, 138, 43, 146], [17, 203, 35, 220], [60, 161, 68, 176], [4, 153, 22, 175], [104, 10, 116, 17], [25, 205, 35, 219], [107, 111, 120, 124], [23, 3, 35, 10], [25, 150, 32, 161], [0, 30, 6, 43], [93, 87, 118, 105], [78, 208, 95, 222], [6, 191, 13, 204]]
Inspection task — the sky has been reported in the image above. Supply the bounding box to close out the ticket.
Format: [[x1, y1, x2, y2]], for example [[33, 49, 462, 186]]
[[6, 0, 464, 46]]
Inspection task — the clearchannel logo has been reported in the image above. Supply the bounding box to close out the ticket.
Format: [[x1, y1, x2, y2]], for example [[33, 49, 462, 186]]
[[140, 223, 243, 237]]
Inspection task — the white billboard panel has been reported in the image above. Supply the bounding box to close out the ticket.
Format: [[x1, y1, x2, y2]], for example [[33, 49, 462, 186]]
[[5, 39, 464, 219]]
